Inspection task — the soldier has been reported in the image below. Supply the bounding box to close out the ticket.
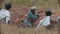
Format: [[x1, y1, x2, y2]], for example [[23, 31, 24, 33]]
[[23, 6, 40, 27], [0, 2, 11, 24], [35, 9, 52, 30]]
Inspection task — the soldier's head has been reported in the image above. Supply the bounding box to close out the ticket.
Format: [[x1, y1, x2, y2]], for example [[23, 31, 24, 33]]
[[45, 9, 52, 16], [5, 2, 11, 10], [30, 6, 36, 14]]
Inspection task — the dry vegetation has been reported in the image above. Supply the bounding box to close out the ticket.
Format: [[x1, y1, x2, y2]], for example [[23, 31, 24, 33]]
[[0, 0, 60, 34]]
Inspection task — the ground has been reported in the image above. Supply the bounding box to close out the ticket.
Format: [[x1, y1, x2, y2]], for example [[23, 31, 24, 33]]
[[0, 8, 60, 34], [0, 0, 60, 34]]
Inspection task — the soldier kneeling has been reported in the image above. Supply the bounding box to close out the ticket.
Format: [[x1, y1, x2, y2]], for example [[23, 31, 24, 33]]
[[0, 2, 11, 24]]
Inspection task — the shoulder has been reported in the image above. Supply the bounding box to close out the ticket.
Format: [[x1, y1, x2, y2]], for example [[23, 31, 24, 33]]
[[28, 11, 32, 14], [2, 9, 10, 15], [4, 9, 10, 13], [0, 9, 5, 11], [47, 16, 50, 18], [1, 9, 9, 12]]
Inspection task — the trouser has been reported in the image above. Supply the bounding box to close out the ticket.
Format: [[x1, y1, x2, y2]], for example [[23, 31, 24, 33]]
[[23, 19, 33, 27]]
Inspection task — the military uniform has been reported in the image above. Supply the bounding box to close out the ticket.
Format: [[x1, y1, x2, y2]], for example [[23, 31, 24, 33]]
[[23, 6, 39, 26], [35, 9, 52, 30], [0, 2, 11, 24]]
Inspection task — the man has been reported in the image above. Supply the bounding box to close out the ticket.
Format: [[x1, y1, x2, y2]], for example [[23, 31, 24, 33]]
[[35, 9, 52, 30], [0, 2, 11, 24], [23, 6, 39, 27]]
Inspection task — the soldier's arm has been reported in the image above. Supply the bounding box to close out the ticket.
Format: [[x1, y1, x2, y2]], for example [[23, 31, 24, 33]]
[[5, 16, 10, 24], [29, 12, 39, 20]]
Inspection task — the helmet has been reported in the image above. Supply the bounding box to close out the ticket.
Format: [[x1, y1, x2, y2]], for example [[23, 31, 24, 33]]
[[45, 9, 52, 16], [31, 6, 36, 10], [5, 2, 11, 10], [30, 6, 37, 14]]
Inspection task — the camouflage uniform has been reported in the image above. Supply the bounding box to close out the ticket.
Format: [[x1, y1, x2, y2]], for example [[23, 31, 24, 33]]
[[23, 6, 39, 26]]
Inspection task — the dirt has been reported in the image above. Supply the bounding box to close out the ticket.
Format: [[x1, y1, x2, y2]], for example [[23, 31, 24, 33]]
[[0, 0, 60, 34], [0, 8, 59, 34], [0, 3, 60, 34]]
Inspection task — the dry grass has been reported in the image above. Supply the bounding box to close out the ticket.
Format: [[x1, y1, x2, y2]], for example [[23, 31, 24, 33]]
[[0, 0, 60, 34], [0, 23, 59, 34]]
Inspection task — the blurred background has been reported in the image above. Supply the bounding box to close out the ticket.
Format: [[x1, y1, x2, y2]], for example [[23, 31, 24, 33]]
[[0, 0, 60, 34]]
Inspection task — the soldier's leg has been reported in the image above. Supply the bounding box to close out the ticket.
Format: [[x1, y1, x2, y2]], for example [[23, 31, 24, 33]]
[[23, 19, 32, 27]]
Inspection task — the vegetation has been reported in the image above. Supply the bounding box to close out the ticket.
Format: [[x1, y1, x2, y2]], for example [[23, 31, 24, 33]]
[[0, 0, 60, 34]]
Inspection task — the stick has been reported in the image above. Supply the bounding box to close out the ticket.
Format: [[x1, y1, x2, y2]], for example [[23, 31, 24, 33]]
[[35, 21, 43, 30], [35, 16, 48, 30]]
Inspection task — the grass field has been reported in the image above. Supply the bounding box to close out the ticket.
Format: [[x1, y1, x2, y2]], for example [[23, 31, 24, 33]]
[[0, 23, 59, 34], [1, 0, 60, 34]]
